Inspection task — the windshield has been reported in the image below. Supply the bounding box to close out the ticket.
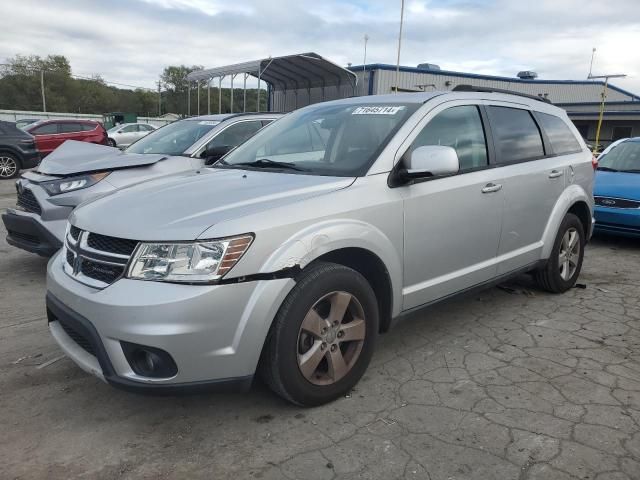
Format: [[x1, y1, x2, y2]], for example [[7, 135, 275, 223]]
[[217, 103, 418, 176], [598, 141, 640, 172], [125, 119, 219, 155]]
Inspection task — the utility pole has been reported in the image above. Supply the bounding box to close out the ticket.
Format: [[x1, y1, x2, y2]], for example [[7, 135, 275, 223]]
[[588, 73, 627, 154], [157, 80, 161, 117], [588, 47, 596, 78], [395, 0, 405, 94], [40, 70, 46, 112]]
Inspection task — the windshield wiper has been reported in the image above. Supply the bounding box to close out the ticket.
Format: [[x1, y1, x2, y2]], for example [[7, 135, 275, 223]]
[[596, 166, 619, 172], [233, 158, 308, 171]]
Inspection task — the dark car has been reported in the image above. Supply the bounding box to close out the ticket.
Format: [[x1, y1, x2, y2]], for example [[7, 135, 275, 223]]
[[15, 119, 40, 130], [26, 120, 108, 157], [0, 120, 40, 179]]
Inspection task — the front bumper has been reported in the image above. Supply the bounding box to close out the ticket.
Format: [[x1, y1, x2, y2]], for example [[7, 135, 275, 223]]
[[594, 206, 640, 238], [2, 210, 64, 257], [46, 251, 295, 392]]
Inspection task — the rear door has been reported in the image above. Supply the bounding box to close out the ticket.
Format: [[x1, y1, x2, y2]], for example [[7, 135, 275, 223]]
[[401, 102, 504, 309], [485, 104, 567, 274], [58, 122, 88, 145]]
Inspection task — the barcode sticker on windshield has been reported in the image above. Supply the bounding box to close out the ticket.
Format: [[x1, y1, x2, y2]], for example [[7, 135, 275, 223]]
[[352, 106, 405, 115]]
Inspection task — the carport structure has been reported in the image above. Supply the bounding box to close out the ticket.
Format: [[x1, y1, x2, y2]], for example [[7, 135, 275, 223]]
[[185, 52, 358, 114]]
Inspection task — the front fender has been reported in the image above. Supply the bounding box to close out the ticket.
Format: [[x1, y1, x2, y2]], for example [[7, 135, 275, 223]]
[[541, 184, 593, 259], [258, 219, 404, 317]]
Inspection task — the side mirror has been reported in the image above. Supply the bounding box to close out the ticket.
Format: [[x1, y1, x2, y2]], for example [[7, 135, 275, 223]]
[[202, 145, 233, 165], [406, 145, 459, 177]]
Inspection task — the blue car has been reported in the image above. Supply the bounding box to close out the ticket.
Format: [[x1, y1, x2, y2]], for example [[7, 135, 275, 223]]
[[594, 137, 640, 237]]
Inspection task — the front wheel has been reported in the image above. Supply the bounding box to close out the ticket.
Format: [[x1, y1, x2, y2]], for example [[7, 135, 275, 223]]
[[535, 213, 585, 293], [107, 138, 117, 147], [261, 262, 379, 406], [0, 153, 20, 179]]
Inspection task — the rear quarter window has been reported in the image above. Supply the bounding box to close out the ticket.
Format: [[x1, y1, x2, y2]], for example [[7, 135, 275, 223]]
[[535, 112, 582, 155], [487, 106, 545, 163]]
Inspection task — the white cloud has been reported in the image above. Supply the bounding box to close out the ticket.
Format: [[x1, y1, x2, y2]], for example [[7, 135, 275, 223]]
[[0, 0, 638, 94]]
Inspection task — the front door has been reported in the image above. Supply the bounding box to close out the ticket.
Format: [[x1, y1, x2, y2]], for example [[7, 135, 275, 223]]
[[401, 104, 504, 310]]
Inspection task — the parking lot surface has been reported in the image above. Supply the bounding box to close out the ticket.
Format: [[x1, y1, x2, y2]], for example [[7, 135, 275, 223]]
[[1, 179, 639, 480]]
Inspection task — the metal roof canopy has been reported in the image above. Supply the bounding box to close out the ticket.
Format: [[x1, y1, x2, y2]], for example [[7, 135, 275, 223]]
[[186, 53, 357, 113], [188, 52, 356, 91]]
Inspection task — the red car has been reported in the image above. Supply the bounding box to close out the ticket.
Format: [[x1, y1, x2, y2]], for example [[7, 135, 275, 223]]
[[26, 120, 108, 157]]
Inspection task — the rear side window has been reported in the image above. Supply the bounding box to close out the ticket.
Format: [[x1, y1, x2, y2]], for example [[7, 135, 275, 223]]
[[536, 113, 581, 154], [140, 124, 154, 131], [59, 123, 84, 133], [82, 123, 97, 131], [487, 106, 544, 163], [411, 105, 488, 171]]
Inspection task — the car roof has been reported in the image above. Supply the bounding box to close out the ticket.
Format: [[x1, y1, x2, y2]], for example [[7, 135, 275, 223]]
[[35, 119, 98, 124], [186, 112, 284, 122], [310, 90, 561, 110]]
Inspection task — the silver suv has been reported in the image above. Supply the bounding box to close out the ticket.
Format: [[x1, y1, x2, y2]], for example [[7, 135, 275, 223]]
[[46, 90, 594, 405], [3, 113, 280, 256]]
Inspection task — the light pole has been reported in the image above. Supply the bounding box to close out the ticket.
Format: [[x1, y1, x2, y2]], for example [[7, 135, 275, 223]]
[[588, 73, 626, 154], [40, 70, 46, 112], [394, 0, 405, 94]]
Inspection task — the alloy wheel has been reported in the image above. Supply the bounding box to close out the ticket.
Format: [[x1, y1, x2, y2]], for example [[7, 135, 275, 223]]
[[558, 227, 580, 281], [297, 291, 366, 386], [0, 156, 17, 179]]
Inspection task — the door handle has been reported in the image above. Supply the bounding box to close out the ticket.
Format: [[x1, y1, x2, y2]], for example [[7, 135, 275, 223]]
[[548, 170, 564, 179], [481, 183, 502, 193]]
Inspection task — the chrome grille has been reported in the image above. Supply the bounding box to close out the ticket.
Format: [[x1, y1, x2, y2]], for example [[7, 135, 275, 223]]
[[64, 227, 138, 288], [594, 196, 640, 209], [16, 187, 41, 215]]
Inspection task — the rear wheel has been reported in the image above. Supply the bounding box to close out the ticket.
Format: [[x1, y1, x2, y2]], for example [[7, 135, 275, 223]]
[[0, 153, 20, 179], [535, 213, 585, 293], [261, 262, 378, 406]]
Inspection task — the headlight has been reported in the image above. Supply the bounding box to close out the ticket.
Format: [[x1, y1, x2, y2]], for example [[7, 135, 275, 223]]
[[41, 172, 110, 195], [127, 234, 253, 283]]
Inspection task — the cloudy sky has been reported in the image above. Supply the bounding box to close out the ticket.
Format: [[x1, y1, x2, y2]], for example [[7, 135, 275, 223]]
[[1, 0, 639, 93]]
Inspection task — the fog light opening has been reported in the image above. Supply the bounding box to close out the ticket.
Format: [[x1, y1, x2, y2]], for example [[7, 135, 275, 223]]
[[121, 341, 178, 378]]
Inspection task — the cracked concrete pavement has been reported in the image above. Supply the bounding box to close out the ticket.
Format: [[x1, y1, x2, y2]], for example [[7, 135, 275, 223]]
[[1, 179, 639, 479]]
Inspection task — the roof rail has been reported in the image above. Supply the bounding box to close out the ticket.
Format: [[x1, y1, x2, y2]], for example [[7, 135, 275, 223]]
[[452, 84, 552, 104]]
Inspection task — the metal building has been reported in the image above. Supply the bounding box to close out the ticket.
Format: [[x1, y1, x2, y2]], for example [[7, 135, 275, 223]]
[[348, 63, 640, 148]]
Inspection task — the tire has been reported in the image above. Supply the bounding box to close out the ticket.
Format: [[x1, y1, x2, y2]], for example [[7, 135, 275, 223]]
[[535, 213, 585, 293], [0, 153, 21, 179], [107, 138, 117, 147], [261, 261, 379, 406]]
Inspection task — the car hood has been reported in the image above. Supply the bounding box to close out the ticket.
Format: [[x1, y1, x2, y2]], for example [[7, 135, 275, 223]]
[[71, 168, 355, 241], [594, 171, 640, 201], [36, 140, 168, 175]]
